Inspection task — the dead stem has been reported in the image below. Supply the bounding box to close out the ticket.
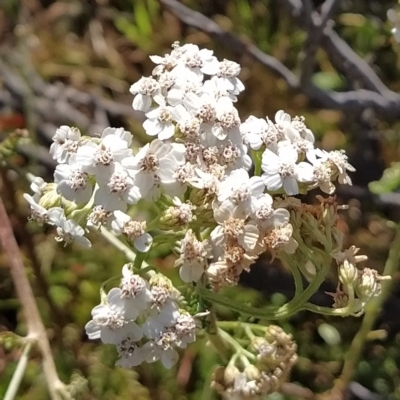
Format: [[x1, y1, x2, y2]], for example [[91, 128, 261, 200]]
[[0, 193, 66, 399]]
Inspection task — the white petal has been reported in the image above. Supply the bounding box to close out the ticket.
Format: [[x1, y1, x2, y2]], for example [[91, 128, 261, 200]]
[[134, 233, 153, 253], [240, 224, 259, 251], [272, 209, 290, 227], [161, 348, 179, 369], [74, 235, 92, 248], [262, 173, 283, 191], [85, 320, 101, 340], [133, 94, 152, 112], [295, 162, 314, 182], [283, 176, 299, 195]]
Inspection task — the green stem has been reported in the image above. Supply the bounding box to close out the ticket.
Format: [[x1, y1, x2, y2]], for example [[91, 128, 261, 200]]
[[199, 254, 330, 320], [206, 331, 230, 362], [133, 251, 146, 271], [251, 149, 263, 176], [303, 303, 355, 316], [4, 341, 33, 400], [217, 329, 255, 361], [217, 321, 268, 333], [97, 227, 136, 262], [280, 252, 303, 296], [333, 224, 400, 393]]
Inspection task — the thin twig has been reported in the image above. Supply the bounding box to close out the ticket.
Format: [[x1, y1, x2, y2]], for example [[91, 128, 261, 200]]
[[281, 0, 392, 95], [4, 341, 33, 400], [0, 188, 66, 400], [299, 0, 341, 86], [159, 0, 400, 119], [0, 170, 66, 331]]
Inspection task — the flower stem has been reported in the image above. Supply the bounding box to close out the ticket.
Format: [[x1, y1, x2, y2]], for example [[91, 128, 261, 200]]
[[198, 253, 330, 320], [4, 341, 32, 400], [217, 321, 268, 333], [251, 149, 262, 176], [98, 227, 136, 262], [218, 329, 255, 360]]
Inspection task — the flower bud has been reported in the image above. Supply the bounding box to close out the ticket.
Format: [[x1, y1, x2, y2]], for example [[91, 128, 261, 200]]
[[244, 364, 261, 381], [338, 260, 359, 286], [210, 366, 227, 393], [322, 203, 337, 229], [355, 268, 388, 302], [158, 202, 195, 229], [188, 188, 208, 206], [38, 183, 60, 209], [149, 273, 178, 307], [224, 365, 241, 386]]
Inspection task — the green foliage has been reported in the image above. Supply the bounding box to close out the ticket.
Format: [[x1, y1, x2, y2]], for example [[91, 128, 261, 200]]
[[369, 162, 400, 194], [312, 71, 346, 91], [114, 0, 160, 52]]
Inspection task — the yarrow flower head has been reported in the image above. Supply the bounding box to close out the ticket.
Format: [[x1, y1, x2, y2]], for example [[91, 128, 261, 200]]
[[24, 42, 386, 385]]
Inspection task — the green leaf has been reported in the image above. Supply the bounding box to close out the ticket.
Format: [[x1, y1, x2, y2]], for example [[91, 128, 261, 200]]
[[312, 71, 345, 91], [369, 162, 400, 194]]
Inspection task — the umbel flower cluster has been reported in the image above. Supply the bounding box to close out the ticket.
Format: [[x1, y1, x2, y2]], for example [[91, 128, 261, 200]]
[[24, 42, 389, 397]]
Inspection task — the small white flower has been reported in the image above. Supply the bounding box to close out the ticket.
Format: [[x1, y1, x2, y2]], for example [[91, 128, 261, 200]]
[[211, 97, 241, 140], [250, 194, 290, 232], [167, 197, 196, 225], [143, 106, 176, 140], [211, 204, 259, 251], [264, 222, 298, 254], [166, 78, 202, 109], [85, 288, 143, 344], [170, 104, 201, 140], [171, 43, 219, 82], [54, 155, 92, 204], [30, 177, 47, 202], [120, 264, 153, 314], [216, 59, 244, 94], [173, 312, 196, 348], [143, 300, 180, 339], [50, 125, 81, 164], [94, 162, 140, 211], [241, 115, 278, 151], [310, 159, 335, 194], [203, 77, 237, 105], [47, 207, 91, 247], [150, 43, 184, 76], [130, 76, 165, 112], [325, 150, 355, 185], [274, 110, 300, 142], [261, 143, 314, 195], [23, 194, 49, 225], [76, 128, 133, 178], [87, 205, 113, 229], [122, 139, 185, 200], [177, 229, 212, 282], [116, 338, 144, 368], [112, 210, 153, 252], [217, 168, 264, 215], [142, 340, 179, 369]]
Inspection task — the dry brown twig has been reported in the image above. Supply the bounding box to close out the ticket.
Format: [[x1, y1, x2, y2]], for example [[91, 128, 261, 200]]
[[0, 178, 68, 400], [158, 0, 400, 120]]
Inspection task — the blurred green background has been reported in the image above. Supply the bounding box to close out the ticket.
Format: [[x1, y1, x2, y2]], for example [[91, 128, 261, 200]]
[[1, 0, 400, 399]]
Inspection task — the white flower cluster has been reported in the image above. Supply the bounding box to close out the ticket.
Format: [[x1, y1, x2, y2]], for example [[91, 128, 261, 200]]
[[85, 265, 196, 369], [131, 42, 354, 288], [24, 42, 356, 370]]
